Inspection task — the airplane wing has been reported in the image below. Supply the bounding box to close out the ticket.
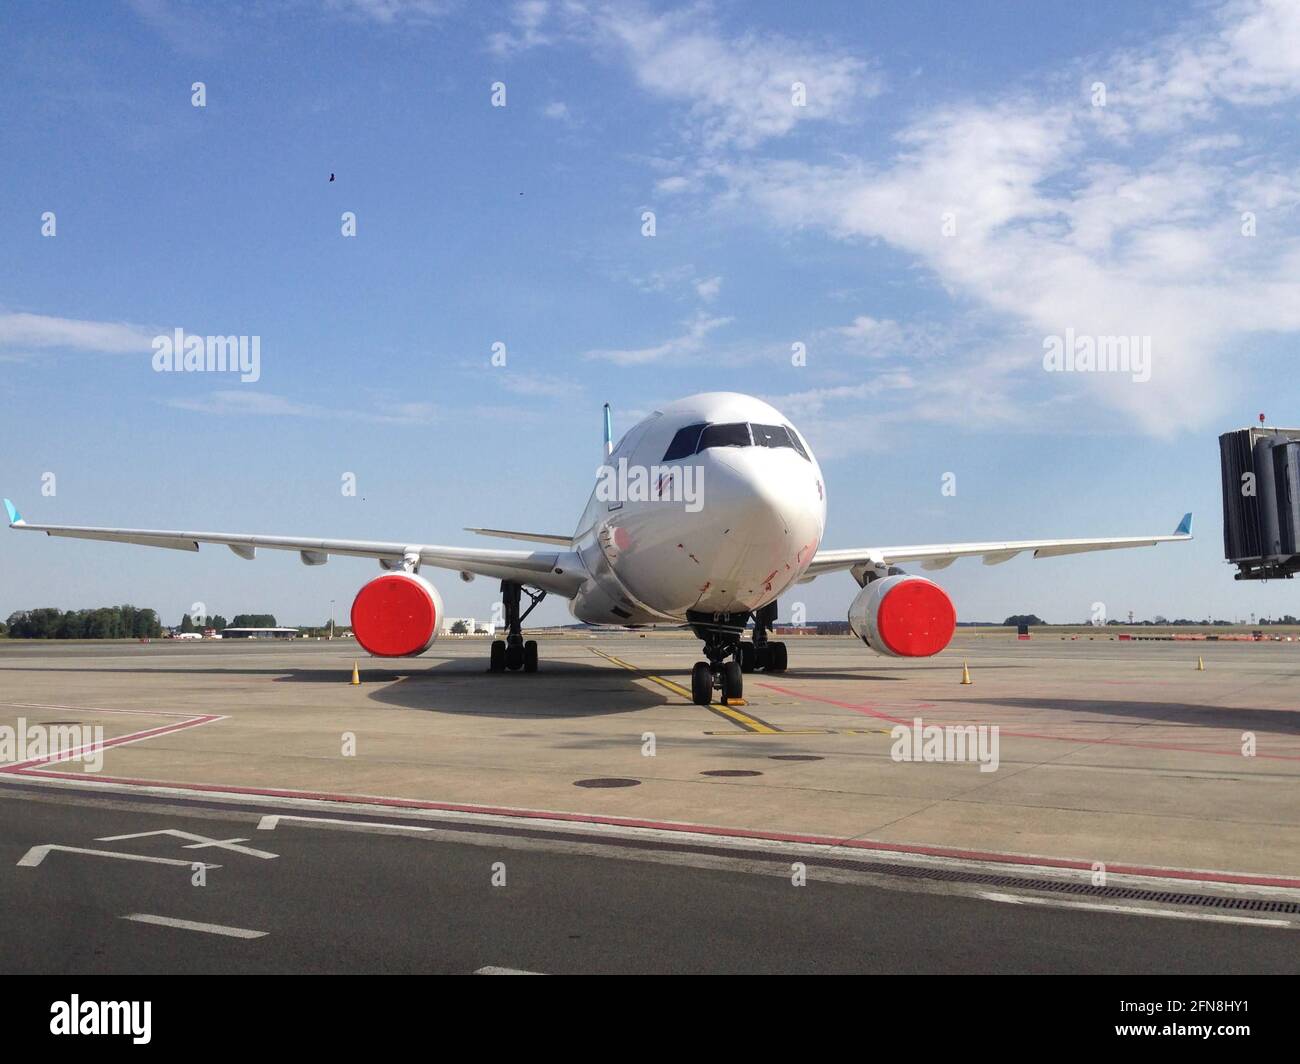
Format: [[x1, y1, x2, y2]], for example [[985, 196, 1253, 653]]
[[463, 527, 574, 546], [3, 499, 582, 596], [803, 513, 1193, 580]]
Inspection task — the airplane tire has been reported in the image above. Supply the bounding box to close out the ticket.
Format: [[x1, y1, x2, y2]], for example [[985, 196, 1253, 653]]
[[523, 640, 538, 673], [691, 662, 713, 706], [768, 642, 788, 673], [739, 642, 755, 673], [505, 643, 525, 671], [722, 661, 743, 702], [489, 640, 506, 672]]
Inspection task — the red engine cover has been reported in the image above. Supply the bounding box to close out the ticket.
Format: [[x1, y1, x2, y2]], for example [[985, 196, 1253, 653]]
[[848, 574, 956, 657], [876, 578, 956, 656], [350, 572, 441, 657]]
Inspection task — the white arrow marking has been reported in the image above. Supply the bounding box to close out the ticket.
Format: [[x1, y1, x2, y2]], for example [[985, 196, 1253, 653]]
[[123, 914, 267, 939], [17, 845, 220, 870], [473, 966, 545, 975], [96, 829, 277, 859]]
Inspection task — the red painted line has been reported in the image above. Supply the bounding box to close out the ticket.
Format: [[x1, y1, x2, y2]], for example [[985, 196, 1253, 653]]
[[0, 714, 224, 773], [756, 682, 1300, 761], [10, 768, 1300, 889]]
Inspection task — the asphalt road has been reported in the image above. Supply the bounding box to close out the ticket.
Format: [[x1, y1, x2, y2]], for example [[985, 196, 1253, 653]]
[[0, 784, 1294, 975]]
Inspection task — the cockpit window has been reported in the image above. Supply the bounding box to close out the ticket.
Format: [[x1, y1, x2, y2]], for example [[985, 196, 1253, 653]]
[[698, 422, 752, 451], [752, 423, 811, 460], [751, 423, 790, 449], [661, 420, 810, 460], [662, 423, 707, 461]]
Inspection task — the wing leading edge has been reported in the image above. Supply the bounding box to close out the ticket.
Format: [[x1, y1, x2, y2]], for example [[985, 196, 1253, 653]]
[[804, 513, 1193, 580], [3, 500, 583, 597]]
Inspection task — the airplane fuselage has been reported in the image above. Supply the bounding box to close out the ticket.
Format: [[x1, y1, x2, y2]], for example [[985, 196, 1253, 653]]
[[569, 393, 827, 626]]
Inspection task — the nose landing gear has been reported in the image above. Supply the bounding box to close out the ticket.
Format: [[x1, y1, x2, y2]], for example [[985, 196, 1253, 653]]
[[686, 610, 751, 706], [488, 581, 545, 673], [690, 657, 744, 706]]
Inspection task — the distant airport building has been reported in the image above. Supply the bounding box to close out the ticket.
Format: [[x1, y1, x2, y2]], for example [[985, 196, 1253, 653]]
[[441, 617, 494, 635], [219, 627, 301, 640]]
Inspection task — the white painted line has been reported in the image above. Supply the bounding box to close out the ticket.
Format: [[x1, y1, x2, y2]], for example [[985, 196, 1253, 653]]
[[10, 773, 1300, 901], [977, 891, 1295, 928], [473, 966, 544, 975], [98, 829, 277, 859], [17, 845, 220, 870], [0, 701, 207, 720], [258, 814, 432, 834], [123, 914, 267, 939]]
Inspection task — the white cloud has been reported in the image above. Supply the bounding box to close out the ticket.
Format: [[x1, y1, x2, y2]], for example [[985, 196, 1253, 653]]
[[497, 371, 581, 399], [0, 311, 156, 353], [655, 175, 692, 195], [487, 1, 880, 149], [705, 1, 1300, 436], [167, 391, 321, 418], [1100, 0, 1300, 133], [167, 390, 436, 424], [585, 312, 731, 366], [541, 100, 570, 121], [594, 7, 878, 149], [488, 0, 552, 55], [328, 0, 454, 23], [694, 275, 722, 302]]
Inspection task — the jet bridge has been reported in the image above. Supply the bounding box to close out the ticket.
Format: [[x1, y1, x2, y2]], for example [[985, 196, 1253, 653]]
[[1219, 422, 1300, 580]]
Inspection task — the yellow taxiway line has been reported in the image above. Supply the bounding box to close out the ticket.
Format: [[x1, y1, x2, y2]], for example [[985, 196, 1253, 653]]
[[588, 647, 781, 734]]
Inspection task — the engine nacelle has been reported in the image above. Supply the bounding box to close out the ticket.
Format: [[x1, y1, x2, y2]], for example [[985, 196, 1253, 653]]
[[847, 574, 956, 657], [350, 572, 444, 658]]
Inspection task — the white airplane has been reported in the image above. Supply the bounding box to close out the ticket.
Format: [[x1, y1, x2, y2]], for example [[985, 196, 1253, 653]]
[[4, 392, 1192, 706]]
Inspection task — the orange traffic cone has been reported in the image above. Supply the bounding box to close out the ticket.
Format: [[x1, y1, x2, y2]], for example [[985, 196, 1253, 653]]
[[350, 661, 361, 685], [960, 661, 973, 685]]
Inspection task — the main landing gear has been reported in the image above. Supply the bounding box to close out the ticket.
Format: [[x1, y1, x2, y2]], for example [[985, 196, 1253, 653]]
[[686, 603, 789, 707], [489, 581, 545, 673], [741, 600, 788, 675]]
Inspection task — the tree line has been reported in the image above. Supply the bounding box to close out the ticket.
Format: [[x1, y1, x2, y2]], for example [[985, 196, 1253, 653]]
[[4, 606, 163, 639], [2, 608, 284, 639]]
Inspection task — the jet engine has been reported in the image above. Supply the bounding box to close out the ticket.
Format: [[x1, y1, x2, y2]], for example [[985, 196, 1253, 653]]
[[350, 571, 444, 657], [847, 574, 956, 657]]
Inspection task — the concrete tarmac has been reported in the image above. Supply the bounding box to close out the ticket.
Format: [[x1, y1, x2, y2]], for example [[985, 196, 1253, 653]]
[[1, 632, 1297, 972]]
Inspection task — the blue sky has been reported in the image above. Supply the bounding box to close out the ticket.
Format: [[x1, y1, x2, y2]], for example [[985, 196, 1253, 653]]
[[3, 0, 1300, 628]]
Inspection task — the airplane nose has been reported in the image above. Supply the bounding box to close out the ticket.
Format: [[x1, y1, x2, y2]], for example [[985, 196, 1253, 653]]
[[707, 450, 797, 533], [693, 448, 822, 604]]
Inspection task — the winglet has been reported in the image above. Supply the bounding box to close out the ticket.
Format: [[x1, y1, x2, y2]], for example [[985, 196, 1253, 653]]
[[1175, 512, 1193, 536], [3, 498, 23, 526]]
